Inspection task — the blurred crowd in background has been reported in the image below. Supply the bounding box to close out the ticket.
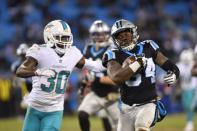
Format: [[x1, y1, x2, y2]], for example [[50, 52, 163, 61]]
[[0, 0, 197, 118]]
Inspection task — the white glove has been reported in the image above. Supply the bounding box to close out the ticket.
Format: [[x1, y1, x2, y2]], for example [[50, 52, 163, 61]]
[[35, 68, 56, 77], [164, 71, 176, 84]]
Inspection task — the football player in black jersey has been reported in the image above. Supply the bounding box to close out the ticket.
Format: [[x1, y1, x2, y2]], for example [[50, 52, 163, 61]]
[[11, 43, 32, 115], [102, 19, 180, 131], [78, 20, 119, 131], [11, 43, 32, 93]]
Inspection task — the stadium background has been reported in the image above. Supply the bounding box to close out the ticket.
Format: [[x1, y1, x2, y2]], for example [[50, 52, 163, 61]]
[[0, 0, 196, 130]]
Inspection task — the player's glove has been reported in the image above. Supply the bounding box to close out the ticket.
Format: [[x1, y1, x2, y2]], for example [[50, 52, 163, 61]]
[[164, 71, 176, 84], [135, 55, 147, 68], [34, 68, 56, 77], [124, 54, 147, 73], [127, 55, 147, 66]]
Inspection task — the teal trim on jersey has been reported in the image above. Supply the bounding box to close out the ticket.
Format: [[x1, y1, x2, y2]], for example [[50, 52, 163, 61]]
[[106, 50, 115, 60], [22, 107, 63, 131], [149, 40, 159, 50], [90, 45, 105, 57], [123, 44, 143, 56], [60, 20, 68, 30], [137, 44, 143, 54]]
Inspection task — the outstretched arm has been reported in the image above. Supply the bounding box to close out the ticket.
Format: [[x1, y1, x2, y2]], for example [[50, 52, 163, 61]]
[[16, 57, 56, 78], [155, 51, 180, 84], [75, 57, 106, 72]]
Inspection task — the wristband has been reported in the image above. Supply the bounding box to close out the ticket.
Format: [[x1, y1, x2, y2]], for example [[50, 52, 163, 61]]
[[129, 61, 141, 72]]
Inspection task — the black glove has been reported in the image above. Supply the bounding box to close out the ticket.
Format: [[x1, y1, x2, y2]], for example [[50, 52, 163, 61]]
[[136, 54, 147, 68]]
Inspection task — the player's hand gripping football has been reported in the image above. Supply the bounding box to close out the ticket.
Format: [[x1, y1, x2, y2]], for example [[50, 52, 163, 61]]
[[135, 54, 147, 68], [35, 68, 56, 77], [122, 54, 147, 69]]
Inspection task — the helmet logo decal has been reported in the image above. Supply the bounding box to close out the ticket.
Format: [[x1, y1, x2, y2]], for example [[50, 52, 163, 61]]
[[116, 21, 122, 28], [60, 20, 68, 30]]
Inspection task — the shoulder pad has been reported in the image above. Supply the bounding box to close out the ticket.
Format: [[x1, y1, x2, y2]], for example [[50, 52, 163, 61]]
[[39, 44, 47, 47], [26, 44, 41, 54], [72, 46, 83, 54], [142, 40, 159, 50], [83, 44, 93, 54], [103, 49, 116, 61]]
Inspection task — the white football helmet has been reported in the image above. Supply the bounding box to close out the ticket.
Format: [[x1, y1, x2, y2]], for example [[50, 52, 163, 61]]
[[180, 48, 194, 64], [111, 19, 139, 51], [16, 43, 29, 55], [43, 20, 73, 54], [89, 20, 110, 47]]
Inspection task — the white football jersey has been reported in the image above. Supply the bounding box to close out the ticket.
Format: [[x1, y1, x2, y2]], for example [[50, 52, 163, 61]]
[[177, 62, 197, 90], [26, 45, 83, 112]]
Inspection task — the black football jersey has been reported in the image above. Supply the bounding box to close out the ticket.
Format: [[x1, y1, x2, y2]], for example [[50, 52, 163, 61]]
[[83, 43, 119, 97], [102, 40, 160, 105]]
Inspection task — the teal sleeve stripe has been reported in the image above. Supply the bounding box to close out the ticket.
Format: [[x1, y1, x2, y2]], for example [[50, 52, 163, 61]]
[[60, 20, 68, 30], [150, 40, 159, 50]]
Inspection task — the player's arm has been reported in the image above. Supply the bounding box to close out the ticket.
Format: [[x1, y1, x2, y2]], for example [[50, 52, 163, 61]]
[[75, 57, 106, 72], [106, 60, 136, 84], [16, 56, 56, 78], [102, 49, 146, 84], [99, 76, 116, 85], [16, 57, 38, 78], [145, 40, 179, 84], [155, 51, 180, 84]]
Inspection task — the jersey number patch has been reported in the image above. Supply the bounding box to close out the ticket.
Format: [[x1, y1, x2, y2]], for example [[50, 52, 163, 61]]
[[41, 70, 70, 94]]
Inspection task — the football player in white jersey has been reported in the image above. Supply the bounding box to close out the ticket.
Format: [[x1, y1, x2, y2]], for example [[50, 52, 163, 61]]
[[16, 20, 105, 131], [177, 49, 197, 131]]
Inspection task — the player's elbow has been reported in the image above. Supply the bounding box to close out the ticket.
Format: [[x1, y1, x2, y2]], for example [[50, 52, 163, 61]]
[[110, 74, 124, 85], [16, 68, 26, 78], [15, 68, 22, 77]]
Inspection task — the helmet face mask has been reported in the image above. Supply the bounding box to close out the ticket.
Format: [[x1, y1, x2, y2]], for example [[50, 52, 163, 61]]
[[113, 29, 134, 49], [44, 20, 73, 54], [111, 19, 139, 51], [89, 20, 110, 47]]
